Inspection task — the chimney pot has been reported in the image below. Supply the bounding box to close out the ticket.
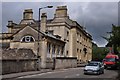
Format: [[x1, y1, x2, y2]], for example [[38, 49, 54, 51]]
[[41, 13, 47, 18], [8, 21, 13, 26]]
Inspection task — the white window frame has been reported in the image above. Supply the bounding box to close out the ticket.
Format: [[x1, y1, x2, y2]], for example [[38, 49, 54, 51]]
[[21, 36, 35, 42]]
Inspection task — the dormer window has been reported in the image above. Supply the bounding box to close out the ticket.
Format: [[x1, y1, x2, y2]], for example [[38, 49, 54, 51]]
[[21, 36, 35, 42]]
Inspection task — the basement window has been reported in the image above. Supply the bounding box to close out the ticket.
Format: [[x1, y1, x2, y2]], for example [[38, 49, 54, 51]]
[[21, 36, 35, 42]]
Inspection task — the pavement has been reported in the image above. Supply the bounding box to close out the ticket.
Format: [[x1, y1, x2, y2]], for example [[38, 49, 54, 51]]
[[77, 63, 87, 67], [1, 69, 53, 80]]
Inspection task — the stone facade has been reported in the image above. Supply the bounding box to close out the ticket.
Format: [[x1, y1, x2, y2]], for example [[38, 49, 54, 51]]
[[1, 6, 92, 68], [47, 6, 92, 62]]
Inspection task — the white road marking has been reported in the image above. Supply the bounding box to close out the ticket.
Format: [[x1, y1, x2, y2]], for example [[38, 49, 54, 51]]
[[64, 74, 80, 78], [76, 74, 80, 76], [18, 70, 67, 78], [65, 76, 68, 78]]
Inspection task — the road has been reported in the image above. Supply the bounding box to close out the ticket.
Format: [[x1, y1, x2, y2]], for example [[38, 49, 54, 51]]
[[8, 67, 118, 80]]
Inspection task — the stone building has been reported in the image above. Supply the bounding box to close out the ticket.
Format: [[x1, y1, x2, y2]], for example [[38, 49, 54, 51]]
[[47, 6, 92, 63], [1, 6, 92, 68]]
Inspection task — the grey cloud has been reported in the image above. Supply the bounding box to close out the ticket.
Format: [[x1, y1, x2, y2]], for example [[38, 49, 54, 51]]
[[85, 2, 118, 47], [66, 2, 118, 46], [2, 2, 64, 32], [2, 2, 118, 47]]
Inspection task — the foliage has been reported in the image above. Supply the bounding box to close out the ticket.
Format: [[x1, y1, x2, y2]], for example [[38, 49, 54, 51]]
[[92, 43, 109, 61], [92, 24, 120, 61], [103, 24, 120, 54]]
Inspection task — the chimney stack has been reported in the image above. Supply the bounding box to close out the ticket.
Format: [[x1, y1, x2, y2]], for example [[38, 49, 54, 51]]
[[55, 6, 68, 18], [7, 21, 13, 33], [23, 9, 33, 20], [41, 13, 47, 32]]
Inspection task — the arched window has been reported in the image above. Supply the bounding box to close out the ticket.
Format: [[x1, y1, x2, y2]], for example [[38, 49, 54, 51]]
[[21, 36, 35, 42]]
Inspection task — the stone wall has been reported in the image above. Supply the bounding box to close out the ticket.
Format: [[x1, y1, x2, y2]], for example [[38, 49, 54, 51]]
[[54, 57, 77, 69], [2, 48, 36, 59], [45, 57, 77, 69], [46, 58, 54, 69], [1, 48, 78, 74], [2, 59, 38, 74], [1, 48, 39, 74]]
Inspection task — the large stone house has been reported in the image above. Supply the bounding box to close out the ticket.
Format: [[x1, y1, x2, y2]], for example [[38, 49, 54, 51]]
[[1, 6, 92, 68]]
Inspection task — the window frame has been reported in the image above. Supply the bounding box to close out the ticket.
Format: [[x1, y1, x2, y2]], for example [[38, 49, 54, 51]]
[[21, 35, 35, 42]]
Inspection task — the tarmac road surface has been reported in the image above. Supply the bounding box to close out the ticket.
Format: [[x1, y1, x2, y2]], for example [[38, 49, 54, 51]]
[[6, 67, 118, 80]]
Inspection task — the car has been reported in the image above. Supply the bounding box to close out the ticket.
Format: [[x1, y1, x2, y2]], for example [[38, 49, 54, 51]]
[[84, 61, 104, 75]]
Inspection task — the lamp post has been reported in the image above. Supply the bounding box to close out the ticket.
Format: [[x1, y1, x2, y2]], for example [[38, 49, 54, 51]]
[[37, 6, 53, 58]]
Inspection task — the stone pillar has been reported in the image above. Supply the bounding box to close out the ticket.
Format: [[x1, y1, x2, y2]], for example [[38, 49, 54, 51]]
[[47, 42, 50, 58], [59, 46, 61, 57], [69, 28, 76, 57], [61, 46, 65, 57], [55, 45, 58, 57], [41, 13, 47, 32], [41, 40, 47, 68]]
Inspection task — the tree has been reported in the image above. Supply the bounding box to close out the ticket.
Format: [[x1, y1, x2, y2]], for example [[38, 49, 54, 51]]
[[103, 24, 120, 54], [92, 42, 109, 61]]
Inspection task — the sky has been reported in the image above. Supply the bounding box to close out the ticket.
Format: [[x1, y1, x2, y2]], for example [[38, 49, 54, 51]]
[[1, 2, 119, 47]]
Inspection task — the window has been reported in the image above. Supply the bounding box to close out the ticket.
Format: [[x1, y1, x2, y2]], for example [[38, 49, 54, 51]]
[[61, 46, 64, 55], [52, 45, 55, 54], [77, 48, 79, 52], [67, 31, 69, 36], [21, 36, 35, 42], [52, 44, 56, 57], [77, 32, 79, 42], [47, 43, 51, 58], [80, 49, 81, 52], [47, 43, 51, 54], [67, 31, 69, 41], [77, 32, 79, 36], [66, 51, 69, 56], [80, 34, 81, 37]]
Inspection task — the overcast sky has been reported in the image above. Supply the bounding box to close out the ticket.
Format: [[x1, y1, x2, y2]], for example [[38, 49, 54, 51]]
[[2, 2, 118, 47]]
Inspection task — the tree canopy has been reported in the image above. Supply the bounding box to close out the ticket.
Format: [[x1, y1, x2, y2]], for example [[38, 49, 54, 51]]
[[104, 24, 120, 54]]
